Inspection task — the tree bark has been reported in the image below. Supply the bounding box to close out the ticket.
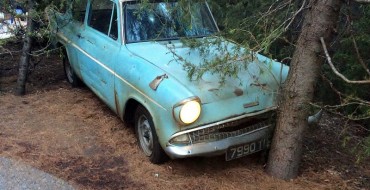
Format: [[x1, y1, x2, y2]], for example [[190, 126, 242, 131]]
[[266, 0, 342, 179], [15, 0, 35, 96]]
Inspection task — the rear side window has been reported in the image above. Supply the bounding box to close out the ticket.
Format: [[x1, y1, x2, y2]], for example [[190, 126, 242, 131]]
[[72, 0, 88, 22], [88, 0, 118, 40]]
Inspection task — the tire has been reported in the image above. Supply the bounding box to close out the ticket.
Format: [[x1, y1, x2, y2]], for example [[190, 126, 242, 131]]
[[63, 55, 82, 87], [134, 105, 168, 164]]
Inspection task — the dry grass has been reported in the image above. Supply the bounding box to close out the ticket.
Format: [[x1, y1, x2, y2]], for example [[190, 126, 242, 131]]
[[0, 47, 369, 190]]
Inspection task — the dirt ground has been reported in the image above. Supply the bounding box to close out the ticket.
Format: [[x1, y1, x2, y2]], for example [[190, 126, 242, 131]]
[[0, 42, 369, 190]]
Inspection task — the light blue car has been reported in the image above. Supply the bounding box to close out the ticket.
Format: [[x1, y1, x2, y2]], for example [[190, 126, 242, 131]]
[[51, 0, 290, 163]]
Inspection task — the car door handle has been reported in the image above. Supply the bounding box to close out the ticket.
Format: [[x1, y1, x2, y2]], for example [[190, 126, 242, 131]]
[[76, 33, 84, 39], [87, 39, 95, 44]]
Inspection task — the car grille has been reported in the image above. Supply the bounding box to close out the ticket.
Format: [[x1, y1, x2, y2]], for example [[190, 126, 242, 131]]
[[189, 117, 274, 144]]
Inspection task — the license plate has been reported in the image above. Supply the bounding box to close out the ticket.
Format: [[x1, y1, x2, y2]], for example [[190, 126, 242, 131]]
[[225, 138, 266, 161]]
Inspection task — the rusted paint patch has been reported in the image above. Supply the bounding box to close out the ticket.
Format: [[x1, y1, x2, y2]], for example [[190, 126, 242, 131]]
[[234, 88, 244, 96], [100, 79, 107, 84], [114, 90, 121, 116], [250, 83, 268, 90], [243, 102, 259, 108], [208, 88, 219, 92]]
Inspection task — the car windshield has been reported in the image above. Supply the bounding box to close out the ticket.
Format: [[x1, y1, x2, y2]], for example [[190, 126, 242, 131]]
[[124, 1, 218, 43]]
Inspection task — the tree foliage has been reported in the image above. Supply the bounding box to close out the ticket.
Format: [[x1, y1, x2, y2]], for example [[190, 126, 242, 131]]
[[210, 0, 370, 161], [321, 5, 370, 118]]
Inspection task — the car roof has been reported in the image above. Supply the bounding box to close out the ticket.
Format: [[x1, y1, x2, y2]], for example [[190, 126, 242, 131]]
[[119, 0, 137, 2], [119, 0, 179, 2]]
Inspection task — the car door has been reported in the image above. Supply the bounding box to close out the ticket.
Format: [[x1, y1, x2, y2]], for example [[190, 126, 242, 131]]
[[78, 0, 120, 110], [60, 0, 88, 78]]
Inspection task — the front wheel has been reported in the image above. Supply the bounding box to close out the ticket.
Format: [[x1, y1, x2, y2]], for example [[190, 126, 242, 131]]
[[134, 105, 168, 164], [63, 55, 82, 87]]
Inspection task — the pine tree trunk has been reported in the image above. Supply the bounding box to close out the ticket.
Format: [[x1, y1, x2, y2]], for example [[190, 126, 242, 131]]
[[15, 0, 35, 96], [266, 0, 342, 179]]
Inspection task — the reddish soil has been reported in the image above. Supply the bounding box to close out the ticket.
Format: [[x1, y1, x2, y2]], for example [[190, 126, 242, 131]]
[[0, 42, 369, 189]]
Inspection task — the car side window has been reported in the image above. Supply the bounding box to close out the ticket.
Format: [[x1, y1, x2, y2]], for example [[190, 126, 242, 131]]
[[72, 0, 88, 23], [88, 0, 118, 40]]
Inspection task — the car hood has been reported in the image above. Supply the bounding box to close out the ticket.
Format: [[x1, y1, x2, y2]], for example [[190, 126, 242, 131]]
[[125, 39, 288, 105]]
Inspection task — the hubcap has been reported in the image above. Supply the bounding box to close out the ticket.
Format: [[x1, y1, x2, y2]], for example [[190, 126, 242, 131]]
[[137, 115, 153, 156]]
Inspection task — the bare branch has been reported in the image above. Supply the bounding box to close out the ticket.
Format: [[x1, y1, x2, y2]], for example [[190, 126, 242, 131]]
[[320, 37, 370, 84], [351, 36, 370, 76], [322, 74, 370, 105], [0, 46, 21, 57], [345, 5, 370, 77], [319, 74, 370, 121], [352, 0, 370, 4], [284, 0, 307, 31]]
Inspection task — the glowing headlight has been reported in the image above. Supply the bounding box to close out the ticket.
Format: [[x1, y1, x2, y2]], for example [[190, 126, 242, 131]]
[[179, 100, 201, 124]]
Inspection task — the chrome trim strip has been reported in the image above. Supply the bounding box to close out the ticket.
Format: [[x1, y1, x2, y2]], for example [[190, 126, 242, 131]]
[[189, 124, 271, 144], [173, 96, 201, 108], [170, 107, 277, 139], [58, 33, 166, 110], [120, 1, 125, 44], [205, 2, 220, 32], [164, 123, 272, 158]]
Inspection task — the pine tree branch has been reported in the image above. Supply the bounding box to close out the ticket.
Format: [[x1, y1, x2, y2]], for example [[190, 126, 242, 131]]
[[320, 37, 370, 84]]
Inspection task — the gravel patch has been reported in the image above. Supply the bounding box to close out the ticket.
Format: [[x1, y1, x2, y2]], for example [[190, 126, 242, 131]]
[[0, 157, 75, 190]]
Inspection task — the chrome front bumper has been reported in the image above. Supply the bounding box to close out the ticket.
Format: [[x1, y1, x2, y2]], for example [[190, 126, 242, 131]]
[[163, 108, 322, 159], [164, 123, 274, 159]]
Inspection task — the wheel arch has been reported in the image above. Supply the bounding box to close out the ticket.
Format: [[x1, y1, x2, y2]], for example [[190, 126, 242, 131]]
[[123, 98, 141, 126], [56, 42, 68, 62], [122, 97, 162, 129]]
